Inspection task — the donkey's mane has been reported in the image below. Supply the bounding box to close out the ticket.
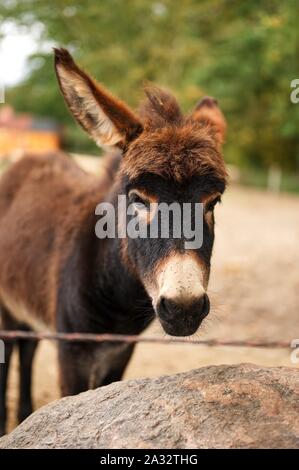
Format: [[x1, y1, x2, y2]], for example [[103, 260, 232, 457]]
[[121, 86, 227, 184], [139, 86, 183, 128]]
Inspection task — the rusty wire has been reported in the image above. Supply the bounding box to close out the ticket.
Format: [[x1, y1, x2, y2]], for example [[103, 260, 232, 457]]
[[0, 330, 292, 349]]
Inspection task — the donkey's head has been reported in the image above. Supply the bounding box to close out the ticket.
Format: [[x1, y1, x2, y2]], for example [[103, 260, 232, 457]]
[[55, 48, 227, 336]]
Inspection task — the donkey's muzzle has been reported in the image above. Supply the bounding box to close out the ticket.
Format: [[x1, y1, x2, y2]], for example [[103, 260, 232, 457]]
[[157, 294, 210, 336]]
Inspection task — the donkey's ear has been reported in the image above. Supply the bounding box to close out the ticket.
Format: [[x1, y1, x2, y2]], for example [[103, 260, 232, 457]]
[[54, 48, 143, 148], [192, 97, 226, 149]]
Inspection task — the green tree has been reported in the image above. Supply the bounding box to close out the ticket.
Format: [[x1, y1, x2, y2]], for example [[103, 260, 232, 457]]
[[1, 0, 299, 169]]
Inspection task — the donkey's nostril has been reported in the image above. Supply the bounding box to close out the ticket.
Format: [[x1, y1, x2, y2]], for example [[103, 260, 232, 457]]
[[159, 296, 173, 321], [158, 294, 210, 324], [189, 293, 210, 320], [160, 296, 167, 309], [201, 293, 210, 318]]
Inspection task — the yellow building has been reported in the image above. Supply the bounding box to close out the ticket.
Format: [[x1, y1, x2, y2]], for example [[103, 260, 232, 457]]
[[0, 106, 61, 160]]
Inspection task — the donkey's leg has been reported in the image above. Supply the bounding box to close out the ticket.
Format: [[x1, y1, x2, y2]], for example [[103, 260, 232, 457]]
[[0, 341, 14, 436], [58, 341, 93, 396], [58, 342, 135, 396], [0, 307, 17, 436], [95, 343, 135, 387], [17, 335, 38, 424]]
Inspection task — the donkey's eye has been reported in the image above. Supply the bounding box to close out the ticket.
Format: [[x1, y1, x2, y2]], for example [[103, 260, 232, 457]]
[[129, 191, 150, 211], [205, 195, 221, 213]]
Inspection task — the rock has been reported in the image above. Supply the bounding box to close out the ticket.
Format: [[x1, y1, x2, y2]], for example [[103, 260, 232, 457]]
[[0, 363, 298, 449]]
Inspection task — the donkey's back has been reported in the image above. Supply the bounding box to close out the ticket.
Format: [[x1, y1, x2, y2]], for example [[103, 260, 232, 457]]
[[0, 151, 116, 330]]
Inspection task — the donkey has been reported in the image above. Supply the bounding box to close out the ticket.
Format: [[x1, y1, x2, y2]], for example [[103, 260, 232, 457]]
[[0, 48, 227, 435]]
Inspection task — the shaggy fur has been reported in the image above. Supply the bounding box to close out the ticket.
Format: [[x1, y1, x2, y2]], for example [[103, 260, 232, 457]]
[[0, 48, 227, 436], [120, 122, 227, 183]]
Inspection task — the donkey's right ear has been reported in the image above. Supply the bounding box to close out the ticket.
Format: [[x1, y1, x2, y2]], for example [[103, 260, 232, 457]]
[[192, 97, 226, 150], [54, 48, 143, 148]]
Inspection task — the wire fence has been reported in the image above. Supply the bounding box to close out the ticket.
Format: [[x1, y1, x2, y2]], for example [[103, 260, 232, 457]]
[[0, 330, 292, 349]]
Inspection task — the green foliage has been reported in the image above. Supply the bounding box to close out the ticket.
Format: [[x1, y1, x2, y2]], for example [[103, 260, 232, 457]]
[[1, 0, 299, 167], [239, 167, 299, 194]]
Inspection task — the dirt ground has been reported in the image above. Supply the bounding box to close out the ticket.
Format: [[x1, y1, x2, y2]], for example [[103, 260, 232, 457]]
[[5, 180, 299, 433]]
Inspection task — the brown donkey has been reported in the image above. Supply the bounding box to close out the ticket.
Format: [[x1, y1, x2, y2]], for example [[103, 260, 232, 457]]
[[0, 48, 227, 435]]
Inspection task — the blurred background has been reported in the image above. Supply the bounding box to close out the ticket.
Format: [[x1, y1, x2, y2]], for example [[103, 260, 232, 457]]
[[1, 0, 299, 190], [0, 0, 298, 432]]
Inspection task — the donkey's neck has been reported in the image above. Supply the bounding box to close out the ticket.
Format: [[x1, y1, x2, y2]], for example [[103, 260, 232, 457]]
[[81, 182, 154, 334], [92, 234, 153, 334]]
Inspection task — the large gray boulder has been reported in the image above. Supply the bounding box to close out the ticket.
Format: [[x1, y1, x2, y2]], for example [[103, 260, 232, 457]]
[[0, 363, 298, 449]]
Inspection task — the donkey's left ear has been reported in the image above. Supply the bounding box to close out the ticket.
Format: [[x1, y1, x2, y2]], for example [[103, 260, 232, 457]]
[[192, 97, 226, 149], [54, 48, 143, 148]]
